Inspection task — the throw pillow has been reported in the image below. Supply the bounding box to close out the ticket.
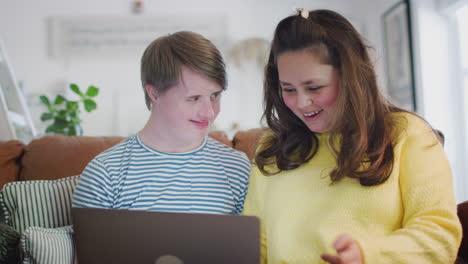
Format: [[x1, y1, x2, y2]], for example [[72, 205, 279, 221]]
[[0, 176, 80, 233], [21, 225, 74, 264], [0, 223, 20, 264]]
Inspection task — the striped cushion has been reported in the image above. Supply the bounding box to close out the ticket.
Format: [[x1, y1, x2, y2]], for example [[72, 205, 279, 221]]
[[21, 225, 74, 264], [0, 176, 79, 233]]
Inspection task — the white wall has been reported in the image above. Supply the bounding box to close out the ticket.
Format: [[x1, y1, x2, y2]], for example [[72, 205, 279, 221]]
[[0, 0, 392, 137], [438, 0, 468, 11]]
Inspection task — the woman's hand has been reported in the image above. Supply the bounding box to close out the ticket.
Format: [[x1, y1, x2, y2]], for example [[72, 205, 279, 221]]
[[320, 233, 363, 264]]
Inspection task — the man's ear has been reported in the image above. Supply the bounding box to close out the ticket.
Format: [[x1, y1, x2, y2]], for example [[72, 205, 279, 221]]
[[144, 84, 158, 102]]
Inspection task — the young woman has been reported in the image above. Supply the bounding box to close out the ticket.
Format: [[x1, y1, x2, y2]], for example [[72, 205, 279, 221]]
[[243, 9, 462, 264]]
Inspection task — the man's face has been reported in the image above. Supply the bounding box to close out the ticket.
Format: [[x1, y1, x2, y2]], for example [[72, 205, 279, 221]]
[[151, 66, 223, 148]]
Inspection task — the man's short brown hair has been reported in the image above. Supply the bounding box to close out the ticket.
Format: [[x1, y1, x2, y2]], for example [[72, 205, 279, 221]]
[[140, 31, 226, 110]]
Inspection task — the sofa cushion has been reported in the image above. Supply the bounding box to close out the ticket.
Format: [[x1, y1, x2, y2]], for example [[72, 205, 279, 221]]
[[20, 135, 124, 181], [21, 225, 74, 264], [208, 130, 233, 148], [0, 140, 24, 189], [0, 176, 79, 233], [232, 128, 268, 160]]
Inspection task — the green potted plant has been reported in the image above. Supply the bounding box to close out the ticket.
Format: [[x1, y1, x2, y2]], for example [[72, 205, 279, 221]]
[[39, 83, 99, 136]]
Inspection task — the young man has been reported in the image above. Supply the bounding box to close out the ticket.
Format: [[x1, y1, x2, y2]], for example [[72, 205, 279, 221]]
[[72, 31, 251, 215]]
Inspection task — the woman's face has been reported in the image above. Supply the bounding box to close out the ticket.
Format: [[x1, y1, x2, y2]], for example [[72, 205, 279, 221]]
[[277, 49, 340, 133]]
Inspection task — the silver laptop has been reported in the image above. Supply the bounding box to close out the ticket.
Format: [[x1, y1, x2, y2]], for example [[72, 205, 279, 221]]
[[72, 207, 260, 264]]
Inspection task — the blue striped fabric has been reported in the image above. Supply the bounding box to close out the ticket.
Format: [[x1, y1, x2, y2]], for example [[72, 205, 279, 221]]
[[21, 225, 74, 264], [72, 135, 251, 214], [0, 176, 79, 233]]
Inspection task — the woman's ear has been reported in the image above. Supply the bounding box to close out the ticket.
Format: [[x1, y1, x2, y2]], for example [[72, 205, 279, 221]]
[[144, 84, 158, 102]]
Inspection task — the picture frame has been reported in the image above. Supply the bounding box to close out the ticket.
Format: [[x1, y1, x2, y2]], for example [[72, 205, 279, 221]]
[[382, 0, 417, 111], [0, 39, 37, 143]]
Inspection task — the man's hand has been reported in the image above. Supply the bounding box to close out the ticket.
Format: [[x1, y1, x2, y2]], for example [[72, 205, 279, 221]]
[[320, 233, 363, 264]]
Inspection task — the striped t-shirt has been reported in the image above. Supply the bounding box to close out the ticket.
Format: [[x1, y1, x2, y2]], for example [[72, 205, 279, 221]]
[[72, 135, 251, 215]]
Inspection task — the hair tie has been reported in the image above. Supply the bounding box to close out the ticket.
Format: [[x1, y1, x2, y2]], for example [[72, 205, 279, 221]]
[[295, 8, 309, 19]]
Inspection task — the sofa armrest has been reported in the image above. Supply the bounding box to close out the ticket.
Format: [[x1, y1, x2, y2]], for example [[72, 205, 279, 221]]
[[0, 140, 24, 189]]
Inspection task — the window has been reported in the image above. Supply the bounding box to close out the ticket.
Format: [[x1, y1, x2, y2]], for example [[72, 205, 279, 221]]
[[454, 3, 468, 202], [457, 6, 468, 131]]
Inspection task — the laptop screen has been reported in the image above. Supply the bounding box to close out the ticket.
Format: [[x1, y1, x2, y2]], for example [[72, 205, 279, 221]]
[[72, 207, 260, 264]]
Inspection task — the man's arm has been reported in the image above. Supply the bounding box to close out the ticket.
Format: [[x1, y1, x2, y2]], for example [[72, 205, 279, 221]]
[[72, 158, 113, 208]]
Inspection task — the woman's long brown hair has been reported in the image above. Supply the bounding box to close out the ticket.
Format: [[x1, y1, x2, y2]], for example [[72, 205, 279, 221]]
[[255, 9, 404, 186]]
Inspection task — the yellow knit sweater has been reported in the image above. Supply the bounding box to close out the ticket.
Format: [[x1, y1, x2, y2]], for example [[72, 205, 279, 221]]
[[243, 113, 462, 263]]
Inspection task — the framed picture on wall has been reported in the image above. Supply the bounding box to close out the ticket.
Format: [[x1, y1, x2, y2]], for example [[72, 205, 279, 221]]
[[382, 0, 416, 111]]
